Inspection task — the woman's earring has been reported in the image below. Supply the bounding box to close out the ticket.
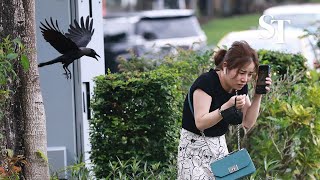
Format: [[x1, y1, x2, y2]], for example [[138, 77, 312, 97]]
[[223, 68, 227, 75]]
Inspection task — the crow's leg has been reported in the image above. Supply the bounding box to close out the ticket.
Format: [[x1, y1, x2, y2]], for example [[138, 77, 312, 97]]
[[63, 65, 70, 79]]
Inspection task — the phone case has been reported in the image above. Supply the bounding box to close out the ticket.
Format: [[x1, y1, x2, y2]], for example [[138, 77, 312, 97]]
[[255, 65, 270, 94]]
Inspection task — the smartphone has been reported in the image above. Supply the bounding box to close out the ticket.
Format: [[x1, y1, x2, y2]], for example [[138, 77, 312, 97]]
[[255, 65, 270, 94]]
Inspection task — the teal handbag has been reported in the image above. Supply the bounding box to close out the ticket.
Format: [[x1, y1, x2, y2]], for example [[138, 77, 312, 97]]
[[188, 88, 256, 179], [210, 149, 256, 179]]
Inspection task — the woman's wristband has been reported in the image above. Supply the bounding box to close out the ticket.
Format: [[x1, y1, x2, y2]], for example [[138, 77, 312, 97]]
[[218, 107, 222, 117]]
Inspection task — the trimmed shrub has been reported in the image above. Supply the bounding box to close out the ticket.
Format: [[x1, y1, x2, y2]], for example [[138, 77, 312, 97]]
[[90, 68, 182, 178]]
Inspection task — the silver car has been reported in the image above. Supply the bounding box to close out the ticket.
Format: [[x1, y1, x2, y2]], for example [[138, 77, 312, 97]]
[[103, 9, 207, 72]]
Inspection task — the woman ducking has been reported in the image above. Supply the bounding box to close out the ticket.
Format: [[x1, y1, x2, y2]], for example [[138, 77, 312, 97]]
[[177, 41, 272, 179]]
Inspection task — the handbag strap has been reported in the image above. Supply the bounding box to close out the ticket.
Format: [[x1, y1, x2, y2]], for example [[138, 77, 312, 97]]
[[187, 88, 241, 152]]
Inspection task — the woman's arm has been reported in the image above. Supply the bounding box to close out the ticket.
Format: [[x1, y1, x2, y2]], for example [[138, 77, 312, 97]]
[[242, 76, 272, 129], [193, 89, 223, 131], [242, 94, 262, 130]]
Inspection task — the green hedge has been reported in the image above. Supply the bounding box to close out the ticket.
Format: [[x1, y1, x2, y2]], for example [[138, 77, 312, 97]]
[[90, 68, 182, 178]]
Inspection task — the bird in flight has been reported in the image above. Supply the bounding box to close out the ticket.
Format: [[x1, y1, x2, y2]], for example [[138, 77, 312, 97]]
[[38, 16, 100, 79]]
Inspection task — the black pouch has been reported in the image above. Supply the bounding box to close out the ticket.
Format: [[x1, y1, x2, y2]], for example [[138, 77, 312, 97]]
[[221, 106, 243, 125]]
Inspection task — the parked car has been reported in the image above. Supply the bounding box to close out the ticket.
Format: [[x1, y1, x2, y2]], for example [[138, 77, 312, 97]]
[[103, 9, 207, 72], [216, 29, 319, 69], [262, 3, 320, 30]]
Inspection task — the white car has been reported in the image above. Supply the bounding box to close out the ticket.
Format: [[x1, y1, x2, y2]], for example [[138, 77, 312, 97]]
[[262, 3, 320, 30], [216, 29, 319, 69]]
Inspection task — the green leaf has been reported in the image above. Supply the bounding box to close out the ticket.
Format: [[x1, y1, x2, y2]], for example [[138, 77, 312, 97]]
[[20, 54, 30, 71], [6, 53, 18, 60], [13, 38, 23, 49]]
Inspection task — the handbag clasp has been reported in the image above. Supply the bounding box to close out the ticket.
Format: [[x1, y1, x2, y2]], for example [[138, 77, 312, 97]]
[[228, 164, 239, 173]]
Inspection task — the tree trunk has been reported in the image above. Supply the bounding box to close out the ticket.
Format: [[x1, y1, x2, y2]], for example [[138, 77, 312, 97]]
[[0, 0, 49, 179], [19, 0, 49, 179]]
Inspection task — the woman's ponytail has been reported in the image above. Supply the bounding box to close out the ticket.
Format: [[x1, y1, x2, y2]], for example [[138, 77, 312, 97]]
[[214, 49, 227, 68]]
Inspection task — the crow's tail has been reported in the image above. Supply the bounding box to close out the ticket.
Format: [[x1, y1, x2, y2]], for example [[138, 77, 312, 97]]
[[38, 58, 61, 67]]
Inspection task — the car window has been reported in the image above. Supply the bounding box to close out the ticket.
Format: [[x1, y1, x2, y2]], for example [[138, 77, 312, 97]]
[[135, 16, 202, 39]]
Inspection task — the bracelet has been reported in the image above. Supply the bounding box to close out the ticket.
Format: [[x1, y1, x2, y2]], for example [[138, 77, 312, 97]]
[[218, 107, 222, 116]]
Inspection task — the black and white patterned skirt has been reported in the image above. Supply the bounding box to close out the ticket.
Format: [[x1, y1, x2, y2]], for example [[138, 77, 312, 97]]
[[177, 128, 229, 180]]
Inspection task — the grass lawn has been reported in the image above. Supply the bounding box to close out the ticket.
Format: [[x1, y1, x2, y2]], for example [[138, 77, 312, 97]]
[[201, 13, 261, 46]]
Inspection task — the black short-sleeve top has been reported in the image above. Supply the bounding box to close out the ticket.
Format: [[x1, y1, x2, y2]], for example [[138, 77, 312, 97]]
[[182, 69, 248, 137]]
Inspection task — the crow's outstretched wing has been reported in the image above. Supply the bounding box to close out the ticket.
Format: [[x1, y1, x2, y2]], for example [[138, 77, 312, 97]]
[[65, 16, 94, 47], [40, 18, 79, 54]]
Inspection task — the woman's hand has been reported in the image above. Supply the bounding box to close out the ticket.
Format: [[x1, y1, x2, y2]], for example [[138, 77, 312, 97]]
[[235, 95, 246, 109], [222, 94, 246, 110]]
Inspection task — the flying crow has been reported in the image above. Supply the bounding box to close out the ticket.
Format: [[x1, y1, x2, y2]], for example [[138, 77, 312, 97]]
[[38, 16, 100, 79]]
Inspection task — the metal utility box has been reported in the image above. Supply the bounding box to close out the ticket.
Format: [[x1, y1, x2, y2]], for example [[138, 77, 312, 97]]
[[35, 0, 104, 177]]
